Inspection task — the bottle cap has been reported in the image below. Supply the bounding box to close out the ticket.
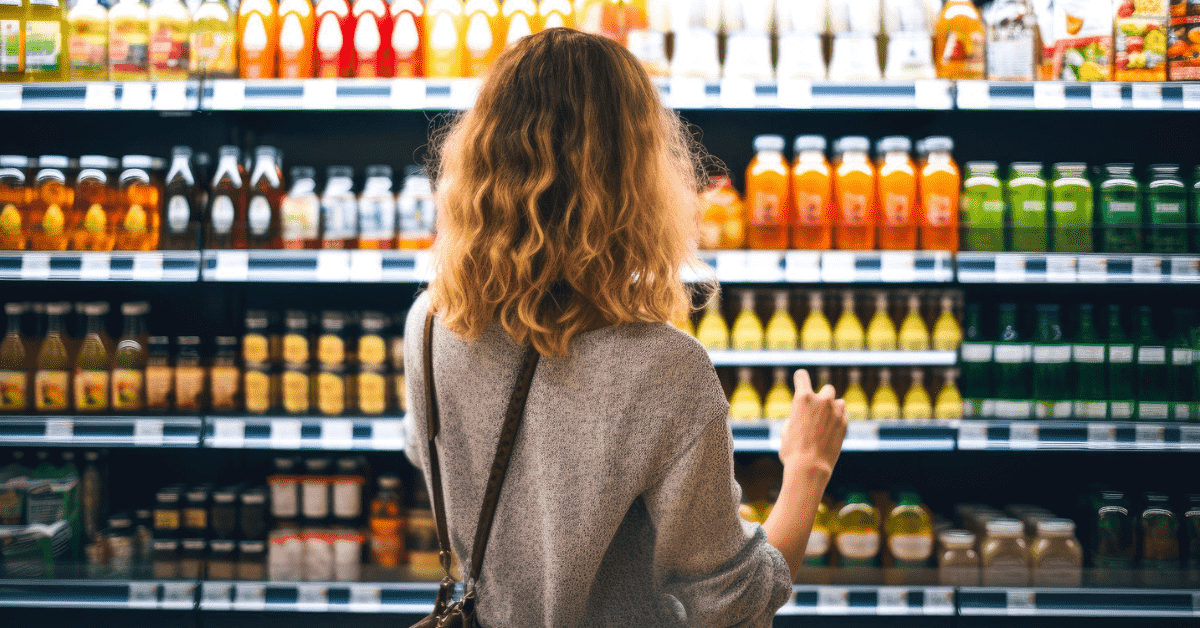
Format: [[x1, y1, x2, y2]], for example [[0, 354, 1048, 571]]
[[290, 166, 315, 181], [326, 165, 353, 179], [255, 146, 278, 159], [922, 136, 954, 152], [834, 136, 870, 153], [121, 301, 150, 316], [1149, 164, 1181, 177], [875, 136, 912, 155], [274, 456, 298, 472], [985, 518, 1024, 537], [122, 155, 153, 169], [215, 335, 238, 348], [218, 146, 240, 158], [38, 155, 69, 169], [965, 161, 998, 171], [149, 336, 170, 348], [938, 529, 976, 548], [366, 164, 393, 179], [793, 135, 826, 153], [79, 155, 112, 169], [304, 457, 331, 472], [360, 311, 389, 332], [240, 489, 266, 505], [753, 134, 785, 153], [378, 473, 401, 489], [172, 146, 192, 158], [1035, 518, 1076, 536], [0, 155, 28, 168], [177, 335, 202, 347], [4, 302, 26, 315], [83, 302, 110, 316], [1011, 162, 1043, 175], [45, 302, 72, 316]]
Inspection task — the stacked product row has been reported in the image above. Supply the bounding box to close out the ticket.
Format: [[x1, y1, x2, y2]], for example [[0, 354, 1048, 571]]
[[960, 301, 1199, 421], [0, 148, 435, 251]]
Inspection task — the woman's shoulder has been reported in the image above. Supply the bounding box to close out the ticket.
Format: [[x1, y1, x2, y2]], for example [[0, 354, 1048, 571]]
[[404, 291, 434, 339], [607, 321, 725, 412]]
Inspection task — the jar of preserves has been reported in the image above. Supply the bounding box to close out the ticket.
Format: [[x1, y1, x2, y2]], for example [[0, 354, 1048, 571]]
[[1031, 518, 1082, 586], [981, 518, 1028, 586], [937, 529, 980, 586]]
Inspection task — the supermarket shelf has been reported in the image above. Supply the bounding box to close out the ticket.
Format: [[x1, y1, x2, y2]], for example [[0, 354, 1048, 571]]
[[955, 80, 1200, 111], [0, 579, 197, 609], [708, 350, 957, 367], [956, 420, 1200, 451], [0, 81, 200, 112], [0, 251, 202, 282], [957, 586, 1200, 618], [956, 252, 1200, 284], [778, 584, 955, 616], [200, 250, 432, 283], [731, 419, 957, 452], [656, 78, 954, 110], [0, 416, 202, 447], [203, 416, 405, 450], [688, 250, 955, 283], [197, 580, 439, 613]]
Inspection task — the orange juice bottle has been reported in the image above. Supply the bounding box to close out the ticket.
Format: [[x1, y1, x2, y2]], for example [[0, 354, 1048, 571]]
[[833, 136, 877, 250], [239, 0, 279, 78], [424, 0, 464, 77], [314, 0, 354, 77], [876, 136, 918, 251], [790, 134, 832, 250], [0, 156, 30, 251], [934, 0, 984, 80], [745, 134, 790, 250], [463, 0, 501, 76], [500, 0, 535, 48], [919, 136, 960, 252], [114, 155, 161, 251], [353, 0, 394, 77], [28, 156, 74, 251], [535, 0, 574, 30], [277, 0, 315, 78], [70, 156, 117, 252], [389, 0, 423, 77], [700, 175, 745, 249], [574, 0, 619, 40]]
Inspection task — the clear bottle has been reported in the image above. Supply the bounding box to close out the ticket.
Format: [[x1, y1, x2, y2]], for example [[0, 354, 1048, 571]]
[[1147, 164, 1188, 254], [1031, 518, 1082, 586], [667, 0, 719, 79], [189, 0, 237, 77], [764, 291, 797, 350], [836, 491, 881, 567], [144, 335, 171, 412], [111, 301, 148, 413], [281, 166, 320, 249], [728, 366, 762, 421], [0, 156, 29, 250], [870, 368, 900, 420], [885, 492, 933, 567], [981, 518, 1028, 586], [938, 529, 980, 586], [744, 135, 789, 250], [358, 165, 396, 249], [321, 165, 357, 249], [730, 291, 764, 351], [68, 0, 110, 80], [25, 0, 68, 81], [1098, 164, 1143, 254], [898, 294, 930, 351], [1093, 490, 1135, 569], [866, 292, 898, 351], [246, 146, 283, 249], [1050, 162, 1093, 253], [843, 367, 869, 420], [775, 0, 826, 80], [108, 0, 150, 80], [34, 302, 71, 413], [934, 368, 963, 419], [763, 367, 792, 421], [984, 0, 1034, 80], [902, 368, 932, 419], [115, 155, 161, 251], [148, 0, 190, 80], [396, 166, 434, 249], [0, 302, 29, 413], [74, 302, 112, 414], [695, 296, 729, 350], [160, 146, 199, 250], [206, 146, 247, 249], [1139, 492, 1179, 569], [699, 175, 745, 250], [173, 335, 204, 412], [833, 290, 865, 351], [961, 161, 1005, 252], [800, 292, 833, 351], [28, 155, 73, 251]]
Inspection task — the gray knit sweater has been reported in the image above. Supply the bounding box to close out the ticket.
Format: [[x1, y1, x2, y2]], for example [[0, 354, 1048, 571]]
[[403, 292, 793, 628]]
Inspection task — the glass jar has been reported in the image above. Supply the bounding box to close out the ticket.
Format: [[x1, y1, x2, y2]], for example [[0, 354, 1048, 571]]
[[302, 457, 331, 524], [208, 539, 237, 580], [937, 529, 980, 586], [240, 488, 268, 540], [183, 484, 211, 537], [1094, 490, 1136, 568], [106, 513, 136, 577], [1140, 492, 1180, 569], [269, 456, 301, 520], [152, 538, 180, 579], [332, 456, 364, 524], [1098, 164, 1142, 253], [981, 518, 1029, 586], [211, 486, 239, 540], [153, 486, 183, 539], [237, 539, 267, 581], [179, 537, 207, 579], [1031, 518, 1082, 586]]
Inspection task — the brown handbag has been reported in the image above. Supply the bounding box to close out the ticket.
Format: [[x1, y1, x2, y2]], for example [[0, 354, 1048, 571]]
[[410, 311, 540, 628]]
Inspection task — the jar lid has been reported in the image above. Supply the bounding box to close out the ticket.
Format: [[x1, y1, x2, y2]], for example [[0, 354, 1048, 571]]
[[185, 486, 211, 502], [274, 456, 298, 472], [181, 538, 208, 551], [305, 457, 331, 472], [209, 539, 236, 553], [152, 538, 180, 550], [107, 514, 133, 529], [241, 489, 267, 505], [1036, 518, 1076, 536], [834, 136, 869, 154], [752, 134, 785, 153], [336, 456, 358, 473], [793, 135, 826, 153], [239, 540, 266, 554], [378, 473, 401, 490], [0, 155, 28, 168], [213, 487, 239, 503], [156, 489, 181, 504], [985, 518, 1024, 537], [938, 529, 976, 548], [875, 136, 912, 155]]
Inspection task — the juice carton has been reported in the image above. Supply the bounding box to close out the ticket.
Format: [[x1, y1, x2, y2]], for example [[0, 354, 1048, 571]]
[[1167, 0, 1200, 80], [1039, 0, 1112, 80], [1114, 0, 1168, 81]]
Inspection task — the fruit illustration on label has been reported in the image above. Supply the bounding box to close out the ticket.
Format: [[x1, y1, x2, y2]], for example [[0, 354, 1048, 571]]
[[124, 204, 147, 234], [0, 204, 19, 234], [85, 204, 106, 233], [43, 204, 64, 235]]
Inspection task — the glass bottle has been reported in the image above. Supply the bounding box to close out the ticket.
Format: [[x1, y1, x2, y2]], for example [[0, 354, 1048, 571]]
[[70, 155, 117, 252], [728, 366, 761, 421], [898, 294, 930, 351], [108, 0, 149, 80], [1107, 305, 1136, 420], [832, 290, 865, 351], [369, 473, 404, 567], [1093, 490, 1135, 568], [875, 136, 917, 251], [282, 309, 311, 415], [1098, 163, 1143, 254], [1135, 306, 1170, 420], [67, 0, 109, 80], [919, 136, 960, 252], [0, 302, 29, 413], [189, 0, 237, 77], [357, 311, 389, 415], [280, 166, 320, 249], [959, 303, 991, 418], [205, 146, 246, 250], [0, 0, 26, 81], [836, 491, 881, 567], [246, 146, 283, 249], [934, 368, 963, 419], [210, 336, 239, 412], [1169, 309, 1194, 422], [28, 155, 73, 251], [147, 0, 190, 80], [764, 291, 798, 351], [1031, 304, 1070, 419], [1072, 304, 1107, 420], [1050, 162, 1093, 253], [1146, 164, 1188, 254], [870, 368, 900, 420], [981, 518, 1028, 586], [800, 292, 833, 351], [1007, 162, 1047, 252], [74, 301, 112, 415], [321, 165, 357, 249], [397, 166, 435, 249], [790, 135, 832, 250], [730, 290, 764, 351], [0, 156, 29, 250], [938, 529, 980, 586], [843, 367, 869, 420], [695, 296, 729, 350], [316, 310, 347, 416], [172, 336, 204, 412], [358, 165, 397, 249], [1031, 518, 1082, 586], [161, 146, 199, 250], [34, 302, 71, 413], [763, 367, 792, 421], [115, 155, 161, 251], [994, 303, 1031, 419], [932, 295, 962, 351], [1140, 492, 1179, 569], [25, 0, 68, 81], [866, 292, 898, 351], [885, 492, 933, 567], [144, 335, 171, 412], [934, 0, 984, 79], [961, 161, 1005, 252], [984, 0, 1034, 80], [744, 134, 789, 250], [111, 301, 149, 413], [902, 368, 933, 419], [243, 309, 274, 415], [832, 136, 876, 251]]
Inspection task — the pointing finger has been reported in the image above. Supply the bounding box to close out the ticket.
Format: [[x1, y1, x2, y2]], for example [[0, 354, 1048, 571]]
[[794, 369, 813, 395], [818, 384, 835, 400]]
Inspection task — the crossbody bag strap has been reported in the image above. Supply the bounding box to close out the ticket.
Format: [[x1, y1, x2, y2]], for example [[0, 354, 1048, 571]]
[[423, 311, 455, 577]]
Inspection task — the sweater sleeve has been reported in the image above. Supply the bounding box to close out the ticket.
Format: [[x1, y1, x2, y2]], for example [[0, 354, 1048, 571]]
[[644, 415, 794, 628]]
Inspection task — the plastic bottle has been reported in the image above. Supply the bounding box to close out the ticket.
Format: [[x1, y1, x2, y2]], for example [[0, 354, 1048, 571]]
[[870, 367, 900, 419], [934, 368, 962, 419], [1007, 162, 1048, 252], [396, 166, 434, 249], [500, 0, 535, 49], [321, 165, 357, 249], [833, 290, 864, 351], [246, 146, 283, 249], [882, 0, 937, 80], [728, 366, 762, 421], [730, 290, 764, 351], [898, 294, 930, 351], [148, 0, 190, 80], [109, 0, 150, 80], [902, 368, 932, 419], [277, 0, 314, 77], [932, 295, 962, 350], [424, 0, 464, 77], [720, 0, 772, 79], [358, 165, 396, 249], [314, 0, 354, 77], [24, 0, 67, 82], [790, 135, 832, 250], [280, 166, 320, 249], [764, 290, 798, 350], [827, 0, 882, 80], [763, 367, 793, 421], [1147, 164, 1189, 254], [934, 0, 984, 79], [775, 0, 826, 79], [189, 0, 237, 77], [800, 292, 833, 350], [843, 367, 869, 420], [238, 0, 279, 77], [745, 134, 789, 250], [115, 155, 161, 251], [876, 136, 918, 250], [1049, 162, 1093, 253], [68, 0, 109, 80], [832, 136, 876, 250], [866, 292, 898, 351], [918, 136, 959, 252], [462, 0, 500, 75], [625, 0, 667, 75], [985, 0, 1035, 80], [352, 0, 393, 77], [695, 295, 729, 350], [961, 161, 1005, 252], [389, 0, 421, 76]]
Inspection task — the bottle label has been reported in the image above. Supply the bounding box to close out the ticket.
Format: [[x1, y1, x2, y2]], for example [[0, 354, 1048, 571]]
[[318, 335, 344, 365], [994, 400, 1033, 419], [1137, 346, 1166, 364], [392, 11, 419, 75], [149, 23, 188, 74], [0, 20, 21, 73], [282, 370, 309, 413], [301, 478, 329, 519], [283, 333, 309, 364], [1035, 400, 1073, 419], [41, 204, 64, 235], [74, 369, 109, 411], [987, 35, 1035, 80], [69, 26, 107, 74], [25, 21, 62, 73], [1110, 401, 1134, 420], [1072, 344, 1105, 363], [1073, 400, 1108, 419], [1108, 345, 1134, 363], [960, 342, 993, 362], [0, 203, 20, 234], [317, 372, 344, 415], [397, 192, 435, 240], [189, 30, 234, 73], [751, 191, 783, 227], [924, 194, 954, 225], [1033, 345, 1070, 363], [244, 333, 269, 364], [174, 367, 205, 410], [211, 196, 235, 234], [248, 196, 272, 236], [110, 24, 149, 74], [34, 370, 69, 411], [0, 370, 26, 410], [888, 533, 933, 562], [1052, 201, 1079, 214], [167, 195, 190, 233], [358, 335, 386, 365], [358, 371, 386, 414], [322, 196, 358, 242], [840, 192, 869, 224], [1153, 202, 1182, 215], [331, 476, 362, 519], [111, 368, 144, 411], [210, 365, 239, 411], [804, 528, 829, 557], [245, 369, 271, 414], [281, 196, 320, 245], [1106, 201, 1137, 213], [145, 365, 173, 410], [1172, 348, 1193, 365], [835, 531, 879, 561], [84, 204, 106, 234], [1138, 402, 1169, 420], [269, 476, 299, 518], [993, 344, 1031, 363], [122, 204, 147, 235], [1173, 403, 1191, 421], [358, 195, 396, 241]]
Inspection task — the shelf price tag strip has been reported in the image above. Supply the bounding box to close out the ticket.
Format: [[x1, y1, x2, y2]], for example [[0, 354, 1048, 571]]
[[161, 582, 195, 610], [201, 582, 234, 611]]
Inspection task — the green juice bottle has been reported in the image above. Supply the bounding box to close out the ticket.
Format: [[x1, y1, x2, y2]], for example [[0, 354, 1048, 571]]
[[960, 303, 993, 419], [962, 161, 1005, 252], [1099, 164, 1143, 254], [835, 491, 881, 567], [1050, 163, 1093, 253], [1134, 306, 1170, 421], [1073, 304, 1107, 420], [0, 0, 25, 80], [994, 303, 1032, 420], [1032, 304, 1071, 419], [1147, 165, 1187, 254], [1107, 305, 1135, 421], [1169, 309, 1194, 422], [24, 0, 66, 81], [1007, 162, 1048, 252], [1189, 165, 1199, 253]]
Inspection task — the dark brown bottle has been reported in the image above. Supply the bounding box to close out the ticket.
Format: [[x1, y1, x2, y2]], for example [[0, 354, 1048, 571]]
[[205, 146, 247, 250], [160, 147, 200, 250], [246, 146, 284, 249]]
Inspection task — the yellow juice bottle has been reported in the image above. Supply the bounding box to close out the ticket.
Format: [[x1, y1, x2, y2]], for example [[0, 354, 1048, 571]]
[[731, 290, 764, 351], [901, 367, 933, 420], [24, 0, 68, 82], [238, 0, 279, 78], [728, 366, 762, 421], [108, 0, 149, 81], [67, 0, 109, 81], [73, 301, 111, 414], [804, 499, 832, 565], [765, 290, 797, 350], [34, 302, 71, 413], [424, 0, 464, 78], [534, 0, 574, 30], [0, 302, 29, 413], [462, 0, 501, 76], [833, 290, 865, 351], [932, 294, 962, 351], [148, 0, 190, 80], [763, 366, 792, 421], [870, 367, 900, 420], [934, 368, 963, 419], [866, 292, 898, 351], [884, 492, 934, 568], [898, 293, 930, 351], [844, 367, 869, 420], [189, 0, 238, 78], [800, 292, 833, 351], [500, 0, 535, 48], [695, 295, 729, 350], [835, 491, 881, 567]]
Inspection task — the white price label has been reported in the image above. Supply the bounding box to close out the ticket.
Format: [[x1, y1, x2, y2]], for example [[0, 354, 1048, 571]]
[[211, 419, 246, 448], [817, 588, 849, 614], [371, 420, 405, 450], [302, 79, 338, 109], [85, 83, 118, 110], [1009, 423, 1039, 449], [79, 252, 111, 280], [714, 252, 749, 282], [923, 588, 955, 615], [315, 250, 350, 281], [121, 82, 154, 110], [127, 582, 159, 609], [821, 252, 856, 282], [1006, 590, 1036, 615], [719, 77, 756, 108], [1045, 255, 1076, 282], [132, 254, 164, 280], [776, 78, 813, 109], [880, 252, 916, 282], [669, 76, 707, 108], [1077, 255, 1107, 281], [212, 251, 249, 281], [1183, 84, 1200, 109], [994, 254, 1026, 282], [272, 418, 303, 448], [210, 80, 246, 110], [296, 584, 329, 612], [1132, 256, 1162, 281], [201, 582, 234, 610], [1131, 84, 1163, 109], [1090, 83, 1123, 109], [234, 583, 266, 611], [1135, 424, 1165, 445], [1169, 257, 1200, 281], [161, 582, 195, 610], [349, 250, 383, 282], [845, 421, 880, 451], [21, 253, 51, 280], [1033, 82, 1066, 109], [0, 84, 21, 110], [915, 79, 952, 109], [45, 419, 72, 441], [877, 588, 907, 614], [322, 419, 355, 448], [784, 251, 820, 282], [743, 251, 785, 282], [1180, 425, 1200, 448], [134, 419, 164, 445], [956, 80, 990, 109], [390, 78, 427, 109], [154, 81, 189, 110], [348, 585, 383, 613], [1087, 423, 1116, 448], [959, 422, 988, 449], [449, 78, 481, 109]]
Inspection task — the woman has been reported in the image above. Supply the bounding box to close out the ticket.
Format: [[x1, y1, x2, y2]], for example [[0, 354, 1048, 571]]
[[404, 28, 847, 628]]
